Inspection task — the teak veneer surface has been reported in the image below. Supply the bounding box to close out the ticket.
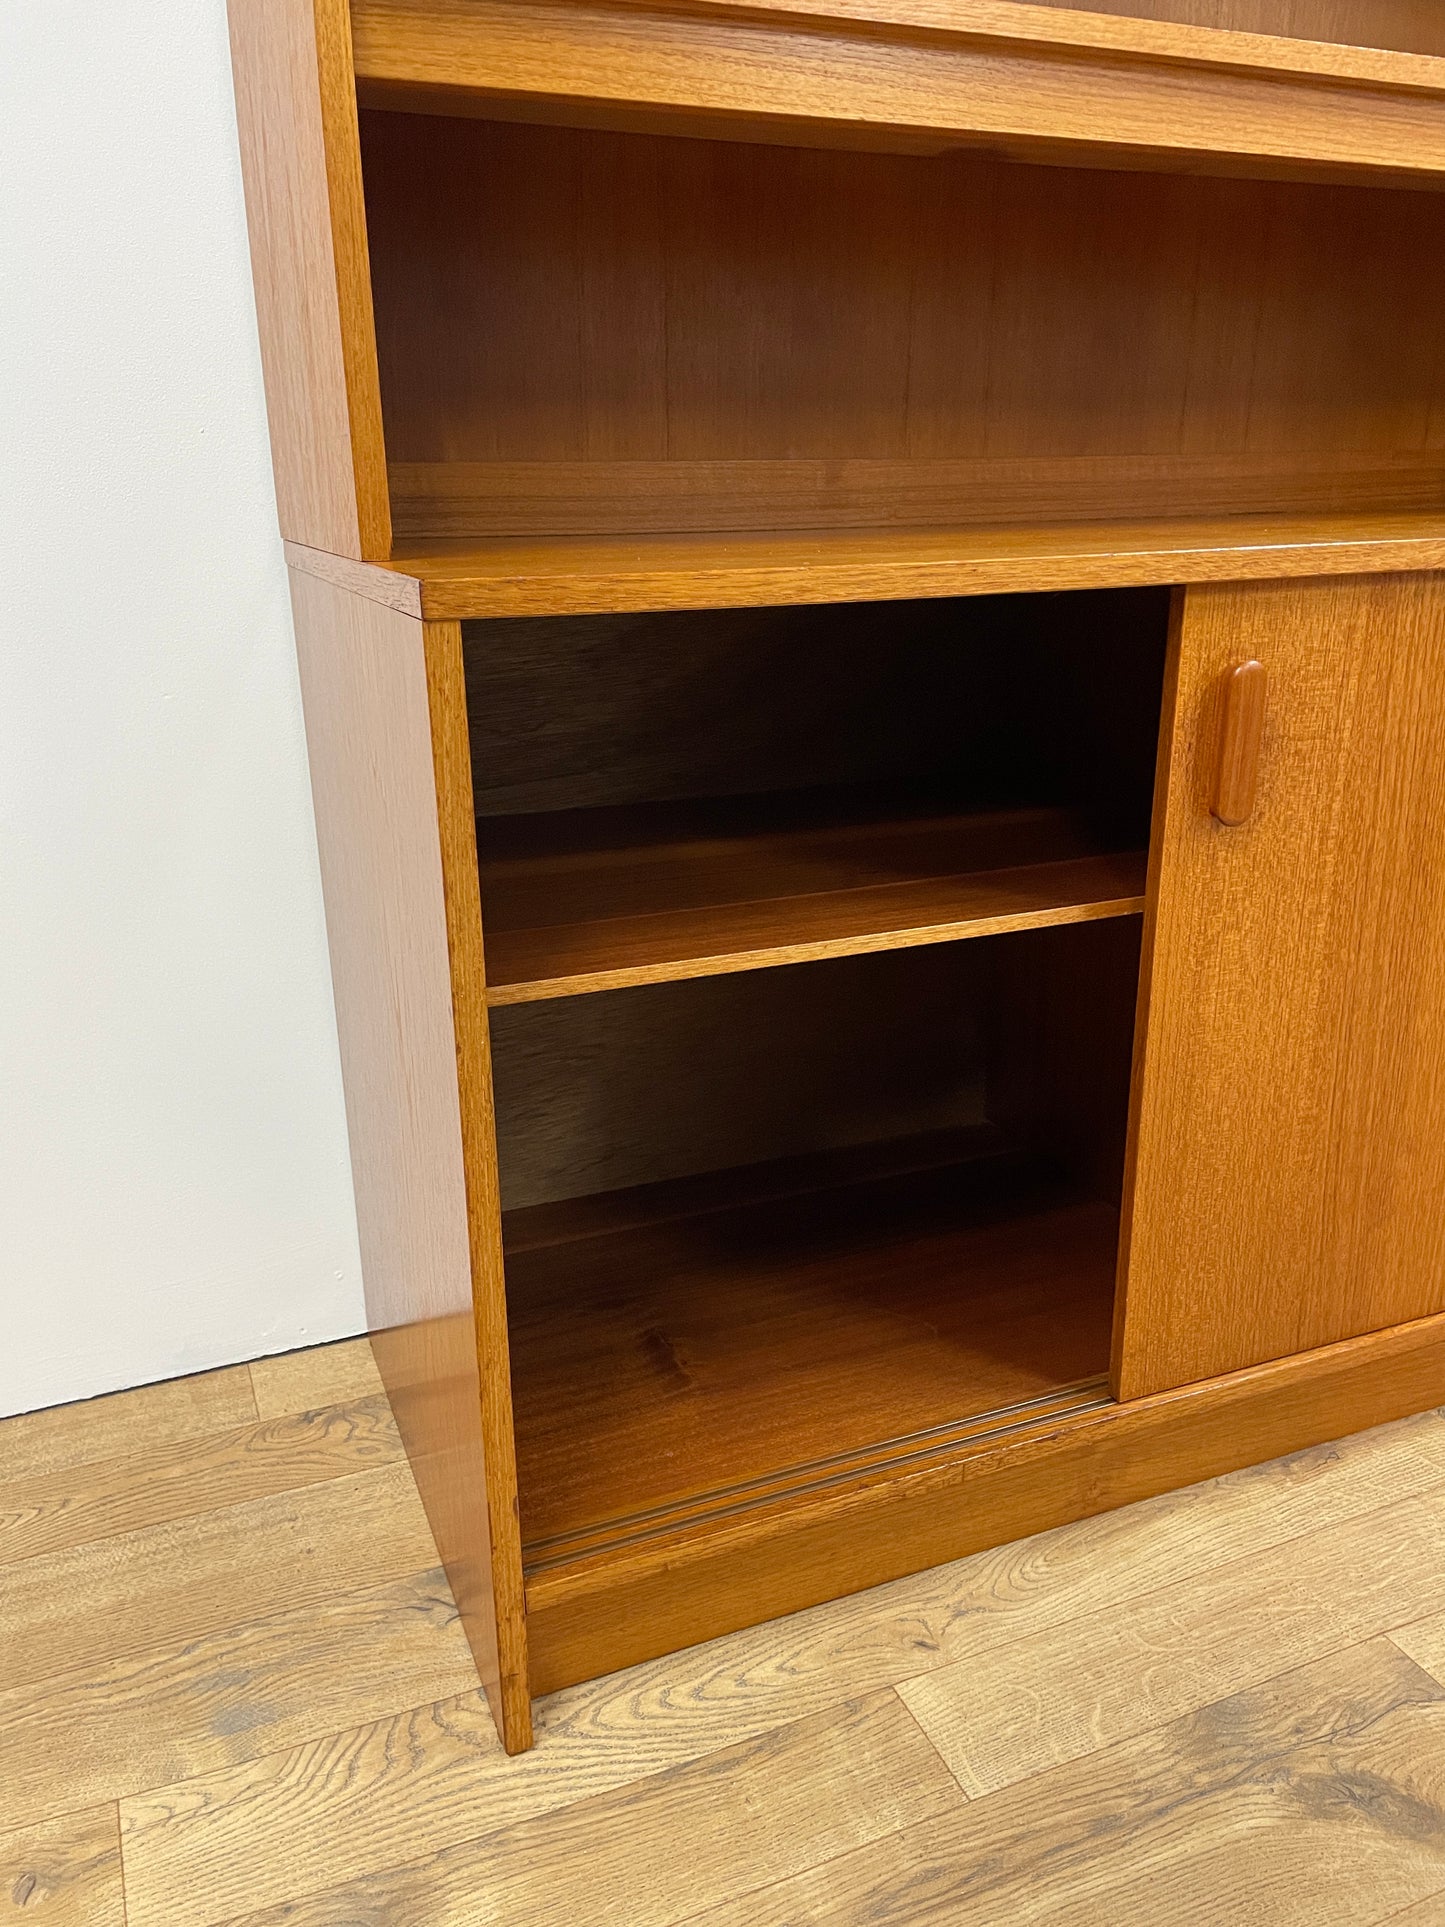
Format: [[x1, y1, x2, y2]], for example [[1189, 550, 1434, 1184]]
[[365, 122, 1445, 553], [228, 0, 390, 557], [1025, 0, 1445, 57], [476, 797, 1146, 1002], [349, 0, 1445, 185], [286, 572, 530, 1751], [1117, 572, 1445, 1398], [374, 515, 1445, 619], [504, 1136, 1118, 1562]]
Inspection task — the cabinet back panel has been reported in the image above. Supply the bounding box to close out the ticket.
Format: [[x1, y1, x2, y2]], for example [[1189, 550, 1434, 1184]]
[[462, 588, 1168, 843], [490, 920, 1142, 1212], [1016, 0, 1445, 55], [489, 946, 991, 1210], [362, 115, 1445, 538]]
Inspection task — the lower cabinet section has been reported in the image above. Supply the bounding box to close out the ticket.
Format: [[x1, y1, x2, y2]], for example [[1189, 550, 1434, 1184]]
[[295, 565, 1445, 1749]]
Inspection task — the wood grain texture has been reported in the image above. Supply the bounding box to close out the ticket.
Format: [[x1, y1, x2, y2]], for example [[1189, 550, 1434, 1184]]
[[523, 1306, 1445, 1692], [288, 568, 528, 1749], [1210, 656, 1267, 822], [0, 1809, 124, 1927], [365, 120, 1445, 544], [0, 1567, 476, 1834], [1392, 1611, 1445, 1688], [226, 0, 389, 556], [0, 1366, 255, 1480], [389, 451, 1445, 539], [420, 616, 532, 1749], [692, 1640, 1445, 1926], [282, 538, 422, 615], [566, 0, 1445, 79], [506, 1142, 1117, 1560], [3, 1339, 1444, 1924], [479, 797, 1144, 1003], [384, 514, 1445, 619], [214, 1690, 964, 1927], [350, 0, 1445, 184], [0, 1396, 401, 1566], [114, 1406, 1445, 1927], [1117, 573, 1445, 1399], [461, 588, 1165, 823], [0, 1464, 436, 1693], [1024, 0, 1445, 57], [1383, 1895, 1445, 1927], [248, 1335, 384, 1419], [900, 1482, 1445, 1794]]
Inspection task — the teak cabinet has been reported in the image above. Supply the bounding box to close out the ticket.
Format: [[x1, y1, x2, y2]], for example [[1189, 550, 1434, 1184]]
[[229, 0, 1445, 1752]]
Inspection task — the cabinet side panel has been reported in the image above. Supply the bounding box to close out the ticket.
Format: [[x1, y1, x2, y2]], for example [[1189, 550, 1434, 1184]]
[[288, 569, 530, 1749], [1115, 572, 1445, 1400], [228, 0, 390, 557], [420, 618, 532, 1746]]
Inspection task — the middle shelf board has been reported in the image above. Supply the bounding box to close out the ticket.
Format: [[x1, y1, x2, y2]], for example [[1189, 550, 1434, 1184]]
[[503, 1126, 1119, 1575], [476, 795, 1147, 1003], [353, 512, 1445, 620]]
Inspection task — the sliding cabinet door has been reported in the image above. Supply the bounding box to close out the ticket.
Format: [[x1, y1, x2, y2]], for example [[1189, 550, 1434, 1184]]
[[1114, 574, 1445, 1401]]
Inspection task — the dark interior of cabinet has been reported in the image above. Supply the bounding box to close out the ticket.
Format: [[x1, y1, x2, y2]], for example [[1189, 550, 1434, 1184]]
[[467, 588, 1168, 1569], [359, 109, 1445, 554]]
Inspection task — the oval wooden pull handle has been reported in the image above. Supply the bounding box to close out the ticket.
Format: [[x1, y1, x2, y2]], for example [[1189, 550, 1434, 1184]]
[[1212, 660, 1268, 826]]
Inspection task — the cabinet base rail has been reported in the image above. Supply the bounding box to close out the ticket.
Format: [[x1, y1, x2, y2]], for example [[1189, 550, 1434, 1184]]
[[520, 1307, 1445, 1695]]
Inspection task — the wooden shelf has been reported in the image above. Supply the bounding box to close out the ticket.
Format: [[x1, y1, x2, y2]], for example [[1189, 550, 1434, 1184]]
[[290, 512, 1445, 620], [477, 795, 1145, 1003], [351, 0, 1445, 186], [503, 1128, 1118, 1575]]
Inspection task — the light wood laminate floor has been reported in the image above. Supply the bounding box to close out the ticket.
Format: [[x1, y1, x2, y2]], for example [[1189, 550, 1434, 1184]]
[[5, 1338, 1445, 1924]]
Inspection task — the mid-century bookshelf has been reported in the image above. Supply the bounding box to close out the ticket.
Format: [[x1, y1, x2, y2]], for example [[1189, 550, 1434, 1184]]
[[229, 0, 1445, 1752]]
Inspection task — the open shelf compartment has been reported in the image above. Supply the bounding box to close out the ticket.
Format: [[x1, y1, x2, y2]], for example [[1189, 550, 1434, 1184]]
[[466, 587, 1165, 1000], [472, 584, 1165, 1604], [352, 105, 1445, 604], [493, 919, 1144, 1586]]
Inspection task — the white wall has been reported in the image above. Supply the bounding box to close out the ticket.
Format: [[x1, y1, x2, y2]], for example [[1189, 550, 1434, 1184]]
[[0, 0, 365, 1414]]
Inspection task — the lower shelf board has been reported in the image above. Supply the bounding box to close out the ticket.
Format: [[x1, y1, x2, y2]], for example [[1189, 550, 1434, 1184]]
[[503, 1130, 1120, 1576]]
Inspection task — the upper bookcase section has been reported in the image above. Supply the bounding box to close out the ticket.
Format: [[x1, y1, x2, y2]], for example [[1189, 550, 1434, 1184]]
[[348, 0, 1445, 183], [229, 0, 1445, 606]]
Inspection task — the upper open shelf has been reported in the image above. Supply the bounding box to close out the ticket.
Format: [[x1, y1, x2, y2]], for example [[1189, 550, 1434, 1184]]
[[321, 94, 1445, 607], [350, 0, 1445, 187]]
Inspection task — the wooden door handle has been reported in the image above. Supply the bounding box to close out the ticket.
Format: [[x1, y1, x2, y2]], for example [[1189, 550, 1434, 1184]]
[[1212, 660, 1267, 826]]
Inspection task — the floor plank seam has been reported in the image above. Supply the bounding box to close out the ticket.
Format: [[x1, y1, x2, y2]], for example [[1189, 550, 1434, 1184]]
[[1372, 1880, 1445, 1927], [1382, 1627, 1445, 1685], [113, 1802, 132, 1927], [890, 1682, 977, 1803]]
